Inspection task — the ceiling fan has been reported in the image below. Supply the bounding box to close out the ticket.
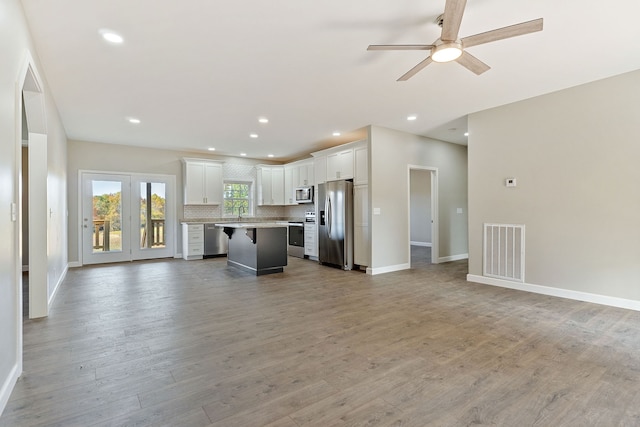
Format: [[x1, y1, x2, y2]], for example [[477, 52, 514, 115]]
[[367, 0, 543, 80]]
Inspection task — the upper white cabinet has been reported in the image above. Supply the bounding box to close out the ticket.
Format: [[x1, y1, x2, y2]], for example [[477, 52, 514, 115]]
[[312, 140, 368, 184], [284, 166, 295, 205], [326, 149, 354, 181], [182, 158, 223, 205], [283, 160, 314, 205], [292, 162, 314, 187], [314, 156, 327, 185], [354, 146, 368, 185], [257, 165, 285, 206]]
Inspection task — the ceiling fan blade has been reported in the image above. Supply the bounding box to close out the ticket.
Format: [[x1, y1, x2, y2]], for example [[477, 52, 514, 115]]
[[441, 0, 467, 41], [397, 57, 433, 81], [456, 51, 490, 75], [462, 18, 543, 48], [367, 44, 434, 51]]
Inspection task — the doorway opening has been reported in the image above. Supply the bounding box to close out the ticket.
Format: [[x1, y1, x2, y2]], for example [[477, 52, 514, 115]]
[[20, 63, 48, 321], [408, 166, 438, 266]]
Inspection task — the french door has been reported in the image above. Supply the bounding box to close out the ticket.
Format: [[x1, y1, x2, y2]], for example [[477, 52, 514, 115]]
[[81, 172, 175, 265]]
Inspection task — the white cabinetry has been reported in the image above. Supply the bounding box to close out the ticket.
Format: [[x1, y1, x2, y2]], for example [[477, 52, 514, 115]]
[[183, 159, 223, 205], [257, 165, 285, 206], [304, 222, 317, 258], [312, 140, 367, 184], [354, 146, 368, 185], [283, 161, 314, 205], [284, 166, 295, 205], [182, 223, 204, 260], [353, 185, 369, 267], [314, 156, 327, 185], [326, 149, 354, 181], [292, 162, 314, 187]]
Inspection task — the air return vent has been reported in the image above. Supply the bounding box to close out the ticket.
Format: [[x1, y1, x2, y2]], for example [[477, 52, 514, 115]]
[[483, 223, 525, 283]]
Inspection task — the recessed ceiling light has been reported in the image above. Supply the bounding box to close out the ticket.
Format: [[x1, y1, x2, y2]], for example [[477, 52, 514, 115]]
[[407, 115, 417, 121], [208, 147, 216, 151], [333, 131, 341, 137], [258, 117, 269, 124], [464, 132, 469, 137], [128, 118, 140, 124], [267, 154, 274, 158], [240, 153, 247, 156], [99, 29, 124, 44], [249, 133, 258, 138]]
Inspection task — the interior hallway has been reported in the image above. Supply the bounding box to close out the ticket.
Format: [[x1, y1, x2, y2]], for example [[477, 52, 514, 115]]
[[2, 253, 640, 426]]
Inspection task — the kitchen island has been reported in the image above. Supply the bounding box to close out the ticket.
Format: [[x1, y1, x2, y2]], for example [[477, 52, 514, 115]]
[[217, 223, 288, 275]]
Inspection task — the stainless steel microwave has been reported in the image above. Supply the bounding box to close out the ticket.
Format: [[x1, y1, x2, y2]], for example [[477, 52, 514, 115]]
[[295, 186, 313, 203]]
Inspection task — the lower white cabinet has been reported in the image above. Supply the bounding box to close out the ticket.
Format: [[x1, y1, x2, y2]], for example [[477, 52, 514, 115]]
[[304, 223, 317, 257], [182, 223, 204, 260]]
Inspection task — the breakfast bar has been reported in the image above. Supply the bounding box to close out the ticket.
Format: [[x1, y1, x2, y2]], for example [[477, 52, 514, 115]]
[[217, 223, 288, 275]]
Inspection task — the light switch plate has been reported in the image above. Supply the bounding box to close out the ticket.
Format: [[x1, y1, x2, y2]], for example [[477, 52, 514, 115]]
[[373, 207, 381, 215]]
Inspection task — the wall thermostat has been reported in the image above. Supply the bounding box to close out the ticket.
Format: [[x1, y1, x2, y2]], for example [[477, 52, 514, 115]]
[[505, 178, 517, 187]]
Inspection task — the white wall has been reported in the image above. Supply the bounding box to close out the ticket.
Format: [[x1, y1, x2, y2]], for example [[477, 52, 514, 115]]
[[0, 0, 68, 415], [410, 169, 431, 245], [369, 126, 468, 272], [468, 69, 640, 304]]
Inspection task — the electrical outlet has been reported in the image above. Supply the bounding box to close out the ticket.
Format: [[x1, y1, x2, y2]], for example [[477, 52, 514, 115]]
[[505, 178, 517, 187]]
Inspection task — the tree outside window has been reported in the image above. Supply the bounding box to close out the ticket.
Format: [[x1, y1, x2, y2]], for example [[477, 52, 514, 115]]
[[224, 181, 252, 217]]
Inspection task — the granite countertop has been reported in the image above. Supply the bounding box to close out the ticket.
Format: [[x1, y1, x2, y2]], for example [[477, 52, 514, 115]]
[[214, 222, 288, 229], [181, 217, 303, 224]]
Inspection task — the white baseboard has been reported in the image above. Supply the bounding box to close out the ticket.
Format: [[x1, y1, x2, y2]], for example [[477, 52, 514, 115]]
[[368, 263, 410, 275], [0, 363, 20, 418], [439, 253, 468, 263], [410, 241, 432, 247], [467, 274, 640, 312], [68, 261, 82, 268], [48, 264, 68, 309], [175, 253, 183, 259]]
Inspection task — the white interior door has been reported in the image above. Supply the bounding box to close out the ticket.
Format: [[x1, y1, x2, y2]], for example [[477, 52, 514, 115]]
[[82, 173, 132, 264], [82, 172, 175, 265]]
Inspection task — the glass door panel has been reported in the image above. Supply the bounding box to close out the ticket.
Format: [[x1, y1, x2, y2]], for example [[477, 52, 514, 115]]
[[131, 176, 174, 260], [82, 173, 131, 264], [139, 181, 166, 249], [92, 180, 123, 253]]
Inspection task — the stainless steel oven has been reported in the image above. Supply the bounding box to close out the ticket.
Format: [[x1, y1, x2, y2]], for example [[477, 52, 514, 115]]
[[288, 222, 305, 258]]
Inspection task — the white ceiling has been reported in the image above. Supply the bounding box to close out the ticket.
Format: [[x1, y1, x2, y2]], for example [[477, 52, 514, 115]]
[[20, 0, 640, 161]]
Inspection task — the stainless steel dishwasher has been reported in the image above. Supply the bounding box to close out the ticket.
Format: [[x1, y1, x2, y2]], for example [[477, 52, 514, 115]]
[[204, 223, 228, 257]]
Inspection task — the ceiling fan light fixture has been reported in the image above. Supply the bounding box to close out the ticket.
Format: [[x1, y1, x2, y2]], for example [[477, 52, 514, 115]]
[[431, 42, 462, 63]]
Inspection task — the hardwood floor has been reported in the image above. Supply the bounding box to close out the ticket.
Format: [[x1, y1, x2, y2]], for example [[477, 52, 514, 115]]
[[3, 248, 640, 426]]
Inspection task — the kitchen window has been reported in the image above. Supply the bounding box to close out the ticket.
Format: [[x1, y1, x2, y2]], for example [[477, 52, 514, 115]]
[[223, 181, 253, 217]]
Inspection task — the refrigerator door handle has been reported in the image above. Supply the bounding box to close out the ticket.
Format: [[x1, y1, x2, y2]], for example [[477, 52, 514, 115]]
[[326, 195, 332, 237]]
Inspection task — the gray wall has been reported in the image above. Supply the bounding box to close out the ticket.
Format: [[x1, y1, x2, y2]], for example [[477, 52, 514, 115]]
[[370, 126, 468, 271], [410, 169, 432, 245], [0, 0, 68, 413], [468, 69, 640, 301]]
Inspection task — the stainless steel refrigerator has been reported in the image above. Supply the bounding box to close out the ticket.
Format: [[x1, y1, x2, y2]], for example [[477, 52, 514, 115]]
[[318, 180, 353, 270]]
